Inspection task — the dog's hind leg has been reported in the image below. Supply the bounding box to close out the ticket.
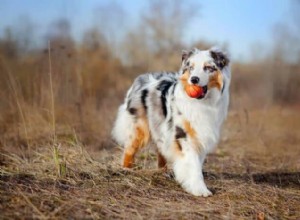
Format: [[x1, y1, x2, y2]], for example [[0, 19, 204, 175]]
[[112, 104, 144, 168], [157, 151, 167, 169], [122, 117, 150, 168]]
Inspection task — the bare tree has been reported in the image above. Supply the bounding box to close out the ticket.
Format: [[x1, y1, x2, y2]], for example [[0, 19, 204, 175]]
[[93, 2, 126, 56], [268, 0, 300, 104], [272, 0, 300, 63], [142, 0, 198, 53], [15, 15, 36, 55], [122, 0, 199, 69]]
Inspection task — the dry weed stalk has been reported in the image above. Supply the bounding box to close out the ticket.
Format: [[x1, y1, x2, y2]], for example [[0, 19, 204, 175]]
[[7, 70, 31, 150], [52, 144, 67, 178], [48, 41, 56, 145]]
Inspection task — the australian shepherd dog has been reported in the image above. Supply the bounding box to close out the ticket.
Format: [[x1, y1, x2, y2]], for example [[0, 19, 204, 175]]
[[112, 47, 230, 196]]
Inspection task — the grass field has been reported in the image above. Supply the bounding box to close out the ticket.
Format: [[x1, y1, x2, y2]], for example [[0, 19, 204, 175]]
[[1, 105, 300, 219], [1, 1, 300, 218]]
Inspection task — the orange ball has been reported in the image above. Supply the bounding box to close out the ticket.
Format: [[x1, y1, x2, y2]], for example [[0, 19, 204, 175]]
[[185, 85, 203, 98]]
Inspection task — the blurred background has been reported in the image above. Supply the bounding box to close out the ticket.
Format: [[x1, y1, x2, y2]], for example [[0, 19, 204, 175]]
[[0, 0, 300, 153]]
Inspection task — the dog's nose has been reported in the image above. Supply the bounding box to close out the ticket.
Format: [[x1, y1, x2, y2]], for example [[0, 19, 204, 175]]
[[191, 76, 200, 84]]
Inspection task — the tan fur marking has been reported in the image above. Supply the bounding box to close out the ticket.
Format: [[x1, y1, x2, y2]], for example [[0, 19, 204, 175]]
[[173, 140, 183, 156], [208, 70, 223, 91], [122, 118, 150, 168], [157, 152, 167, 168], [123, 153, 134, 168], [183, 120, 203, 153], [137, 117, 150, 145], [180, 69, 190, 93], [183, 120, 196, 138], [180, 69, 189, 81], [203, 62, 210, 67], [180, 63, 194, 82]]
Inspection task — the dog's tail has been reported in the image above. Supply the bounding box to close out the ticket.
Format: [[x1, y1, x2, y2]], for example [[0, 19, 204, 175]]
[[111, 73, 155, 147], [111, 84, 136, 146], [111, 103, 136, 147]]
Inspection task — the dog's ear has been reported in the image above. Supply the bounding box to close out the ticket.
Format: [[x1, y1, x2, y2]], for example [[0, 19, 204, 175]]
[[182, 49, 197, 62], [210, 48, 230, 69], [182, 50, 190, 62]]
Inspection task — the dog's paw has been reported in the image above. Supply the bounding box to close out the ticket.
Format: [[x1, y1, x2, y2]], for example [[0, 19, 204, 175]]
[[184, 182, 213, 197], [191, 186, 212, 197]]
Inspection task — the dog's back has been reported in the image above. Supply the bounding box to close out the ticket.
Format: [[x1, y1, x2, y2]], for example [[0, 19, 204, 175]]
[[112, 72, 178, 164]]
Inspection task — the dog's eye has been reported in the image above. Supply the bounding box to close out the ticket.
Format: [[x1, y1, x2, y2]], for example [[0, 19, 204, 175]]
[[189, 66, 194, 71], [204, 66, 216, 72]]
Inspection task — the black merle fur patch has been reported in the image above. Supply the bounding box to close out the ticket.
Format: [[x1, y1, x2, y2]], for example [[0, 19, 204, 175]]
[[175, 126, 186, 139], [157, 80, 174, 117], [168, 117, 173, 130], [153, 73, 164, 79], [126, 99, 137, 115], [176, 140, 182, 151], [128, 108, 137, 115], [168, 104, 174, 130], [167, 83, 177, 129], [221, 80, 225, 94], [210, 50, 229, 69], [171, 82, 177, 95], [141, 89, 148, 112], [182, 49, 196, 62]]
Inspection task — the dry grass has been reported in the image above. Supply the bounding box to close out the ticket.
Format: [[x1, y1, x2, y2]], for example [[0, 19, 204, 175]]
[[1, 106, 300, 219], [1, 2, 300, 218]]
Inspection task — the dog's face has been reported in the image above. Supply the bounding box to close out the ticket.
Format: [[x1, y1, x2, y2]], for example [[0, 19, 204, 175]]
[[180, 48, 230, 99]]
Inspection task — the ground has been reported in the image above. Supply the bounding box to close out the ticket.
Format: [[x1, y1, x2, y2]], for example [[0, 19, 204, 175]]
[[1, 106, 300, 219]]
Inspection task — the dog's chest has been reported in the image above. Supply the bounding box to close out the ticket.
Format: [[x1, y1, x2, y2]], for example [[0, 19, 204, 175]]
[[175, 99, 222, 151]]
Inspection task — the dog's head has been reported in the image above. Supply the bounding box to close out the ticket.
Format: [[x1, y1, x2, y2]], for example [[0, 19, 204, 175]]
[[180, 47, 230, 99]]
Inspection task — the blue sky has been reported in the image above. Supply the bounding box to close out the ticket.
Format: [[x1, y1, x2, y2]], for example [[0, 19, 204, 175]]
[[0, 0, 292, 61]]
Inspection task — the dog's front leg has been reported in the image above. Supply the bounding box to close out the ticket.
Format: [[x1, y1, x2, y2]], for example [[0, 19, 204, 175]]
[[173, 148, 212, 197]]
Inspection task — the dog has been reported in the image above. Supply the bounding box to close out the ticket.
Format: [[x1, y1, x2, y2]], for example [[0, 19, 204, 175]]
[[112, 47, 230, 196]]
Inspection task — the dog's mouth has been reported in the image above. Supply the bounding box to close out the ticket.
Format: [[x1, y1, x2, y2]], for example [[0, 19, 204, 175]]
[[196, 85, 208, 99], [184, 84, 208, 99]]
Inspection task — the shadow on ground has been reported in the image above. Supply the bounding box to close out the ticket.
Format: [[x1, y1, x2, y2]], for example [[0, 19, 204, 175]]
[[205, 171, 300, 189]]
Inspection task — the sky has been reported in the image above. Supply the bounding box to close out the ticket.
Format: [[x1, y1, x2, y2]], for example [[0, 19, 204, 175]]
[[0, 0, 292, 61]]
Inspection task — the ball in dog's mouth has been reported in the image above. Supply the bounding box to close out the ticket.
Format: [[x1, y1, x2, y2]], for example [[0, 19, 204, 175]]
[[185, 85, 208, 99]]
